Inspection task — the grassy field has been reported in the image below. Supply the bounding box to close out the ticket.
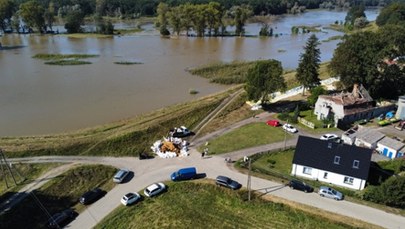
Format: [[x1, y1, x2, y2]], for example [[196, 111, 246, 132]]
[[0, 163, 62, 203], [95, 181, 360, 229], [0, 164, 116, 229], [0, 88, 236, 158], [189, 61, 332, 89], [197, 122, 292, 155]]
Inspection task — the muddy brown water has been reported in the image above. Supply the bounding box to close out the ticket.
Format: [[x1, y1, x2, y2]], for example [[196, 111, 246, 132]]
[[0, 9, 379, 137]]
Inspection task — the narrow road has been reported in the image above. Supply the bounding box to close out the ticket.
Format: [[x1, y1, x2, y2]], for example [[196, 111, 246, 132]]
[[3, 112, 404, 228]]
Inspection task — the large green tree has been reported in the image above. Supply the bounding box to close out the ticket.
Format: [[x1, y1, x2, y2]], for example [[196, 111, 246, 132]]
[[245, 59, 286, 103], [156, 2, 170, 36], [295, 34, 321, 95], [64, 9, 84, 33], [0, 0, 15, 32], [230, 4, 252, 36], [345, 4, 366, 25], [19, 0, 45, 32], [376, 2, 405, 27]]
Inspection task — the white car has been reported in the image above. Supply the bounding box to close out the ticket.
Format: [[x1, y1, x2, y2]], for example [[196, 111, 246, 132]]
[[144, 183, 166, 197], [282, 124, 298, 133], [320, 133, 339, 141], [121, 192, 141, 206]]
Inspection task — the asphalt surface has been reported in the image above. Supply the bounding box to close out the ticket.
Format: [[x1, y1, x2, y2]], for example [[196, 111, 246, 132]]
[[3, 113, 405, 228]]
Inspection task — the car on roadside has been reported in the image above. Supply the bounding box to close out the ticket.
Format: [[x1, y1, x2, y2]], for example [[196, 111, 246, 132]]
[[282, 123, 298, 133], [113, 168, 130, 183], [320, 133, 339, 141], [144, 183, 166, 197], [318, 186, 344, 200], [121, 192, 141, 206], [47, 209, 76, 228], [288, 179, 313, 193], [79, 188, 104, 205], [215, 175, 242, 190], [266, 120, 281, 127]]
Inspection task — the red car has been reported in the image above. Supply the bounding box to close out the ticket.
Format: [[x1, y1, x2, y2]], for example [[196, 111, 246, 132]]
[[266, 120, 281, 127]]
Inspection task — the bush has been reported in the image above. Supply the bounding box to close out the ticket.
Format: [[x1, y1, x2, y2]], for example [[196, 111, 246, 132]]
[[363, 176, 405, 208]]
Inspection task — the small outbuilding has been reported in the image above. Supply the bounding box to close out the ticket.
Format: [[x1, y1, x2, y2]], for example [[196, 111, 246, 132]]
[[376, 137, 405, 159]]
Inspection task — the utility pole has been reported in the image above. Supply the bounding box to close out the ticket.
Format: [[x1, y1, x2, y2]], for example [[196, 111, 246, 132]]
[[246, 157, 252, 201], [0, 149, 23, 188]]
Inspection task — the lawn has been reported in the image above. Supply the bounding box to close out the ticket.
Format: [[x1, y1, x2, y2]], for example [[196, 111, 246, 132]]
[[0, 163, 62, 203], [95, 181, 357, 229], [251, 149, 295, 177], [0, 164, 116, 229], [199, 122, 291, 155]]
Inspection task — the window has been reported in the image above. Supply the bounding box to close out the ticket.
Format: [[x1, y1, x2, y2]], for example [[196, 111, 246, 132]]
[[334, 156, 340, 165], [303, 167, 312, 175], [323, 172, 328, 179], [353, 160, 360, 169], [344, 176, 354, 185]]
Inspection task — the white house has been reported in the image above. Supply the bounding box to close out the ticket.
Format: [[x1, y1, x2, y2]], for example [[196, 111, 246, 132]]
[[376, 137, 405, 159], [314, 84, 394, 127], [291, 136, 372, 190]]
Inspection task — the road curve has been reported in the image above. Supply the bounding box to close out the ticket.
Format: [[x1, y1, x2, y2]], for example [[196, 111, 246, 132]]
[[8, 148, 405, 229]]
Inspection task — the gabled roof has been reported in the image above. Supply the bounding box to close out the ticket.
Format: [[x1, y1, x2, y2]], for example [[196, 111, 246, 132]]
[[293, 136, 372, 180]]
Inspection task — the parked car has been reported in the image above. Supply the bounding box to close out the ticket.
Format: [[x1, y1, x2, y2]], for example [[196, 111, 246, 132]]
[[144, 183, 166, 197], [288, 179, 313, 193], [171, 167, 197, 181], [172, 126, 191, 138], [215, 175, 242, 190], [79, 188, 104, 205], [47, 209, 76, 228], [283, 124, 298, 133], [320, 133, 339, 141], [121, 192, 141, 206], [266, 120, 281, 127], [113, 168, 130, 183], [318, 186, 344, 200]]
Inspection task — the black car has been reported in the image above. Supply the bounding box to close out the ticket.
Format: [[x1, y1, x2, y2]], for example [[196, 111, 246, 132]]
[[79, 188, 104, 205], [215, 175, 242, 190], [288, 179, 313, 193], [47, 209, 76, 228]]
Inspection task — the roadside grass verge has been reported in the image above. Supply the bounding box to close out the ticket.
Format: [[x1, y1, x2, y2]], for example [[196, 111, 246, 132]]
[[197, 122, 292, 155], [0, 87, 238, 158], [0, 163, 62, 203], [95, 181, 357, 229], [235, 149, 405, 217], [0, 164, 116, 229]]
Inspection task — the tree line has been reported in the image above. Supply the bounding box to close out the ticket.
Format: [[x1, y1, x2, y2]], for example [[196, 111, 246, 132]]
[[0, 0, 397, 34]]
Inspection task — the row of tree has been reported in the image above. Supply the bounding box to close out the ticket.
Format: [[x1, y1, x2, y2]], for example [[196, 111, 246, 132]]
[[156, 2, 253, 37]]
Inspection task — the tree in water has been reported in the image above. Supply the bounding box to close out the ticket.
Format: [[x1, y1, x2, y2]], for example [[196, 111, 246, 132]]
[[230, 5, 252, 37], [19, 0, 45, 33], [245, 59, 286, 103], [295, 34, 321, 95], [156, 2, 170, 36]]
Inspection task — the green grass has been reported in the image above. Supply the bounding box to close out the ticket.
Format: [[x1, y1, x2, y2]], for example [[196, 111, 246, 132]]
[[0, 163, 62, 203], [251, 149, 295, 176], [1, 88, 237, 158], [115, 28, 143, 34], [0, 164, 116, 229], [198, 122, 292, 155], [44, 60, 92, 65], [33, 53, 99, 60], [65, 33, 113, 38], [113, 61, 143, 65], [322, 35, 343, 42], [95, 181, 356, 229]]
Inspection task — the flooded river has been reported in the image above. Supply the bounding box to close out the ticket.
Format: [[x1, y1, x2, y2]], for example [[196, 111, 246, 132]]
[[0, 9, 379, 136]]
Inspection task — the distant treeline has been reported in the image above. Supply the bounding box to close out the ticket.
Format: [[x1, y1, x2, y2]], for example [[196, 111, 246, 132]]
[[10, 0, 396, 18]]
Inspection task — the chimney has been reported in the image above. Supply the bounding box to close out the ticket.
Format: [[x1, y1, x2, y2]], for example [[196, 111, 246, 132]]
[[352, 84, 359, 99]]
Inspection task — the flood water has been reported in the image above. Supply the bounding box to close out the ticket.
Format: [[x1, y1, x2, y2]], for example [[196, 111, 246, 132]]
[[0, 9, 379, 137]]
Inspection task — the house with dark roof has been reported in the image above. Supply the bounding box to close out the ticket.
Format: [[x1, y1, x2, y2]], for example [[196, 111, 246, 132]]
[[291, 136, 373, 190]]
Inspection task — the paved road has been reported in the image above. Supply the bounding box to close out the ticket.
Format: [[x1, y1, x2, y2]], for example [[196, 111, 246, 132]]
[[4, 113, 405, 228]]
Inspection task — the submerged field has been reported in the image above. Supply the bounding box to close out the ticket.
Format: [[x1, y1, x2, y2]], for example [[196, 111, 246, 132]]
[[96, 181, 359, 229]]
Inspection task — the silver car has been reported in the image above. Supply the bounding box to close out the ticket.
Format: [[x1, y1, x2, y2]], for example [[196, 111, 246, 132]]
[[318, 186, 344, 200]]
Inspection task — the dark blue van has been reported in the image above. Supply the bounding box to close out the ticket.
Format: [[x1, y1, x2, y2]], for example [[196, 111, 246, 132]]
[[171, 167, 197, 181]]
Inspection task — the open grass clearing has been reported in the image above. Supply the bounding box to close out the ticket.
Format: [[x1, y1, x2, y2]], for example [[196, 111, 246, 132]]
[[0, 164, 116, 229], [96, 181, 358, 229], [198, 122, 292, 155], [0, 162, 62, 203]]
